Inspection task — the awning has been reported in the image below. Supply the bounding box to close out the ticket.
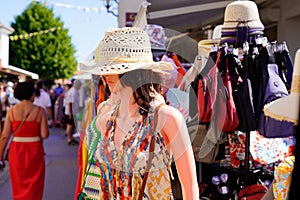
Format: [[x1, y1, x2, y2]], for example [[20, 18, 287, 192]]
[[0, 65, 39, 79]]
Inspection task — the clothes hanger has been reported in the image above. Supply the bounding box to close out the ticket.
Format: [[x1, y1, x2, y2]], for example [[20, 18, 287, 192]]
[[210, 44, 219, 53], [271, 41, 289, 54], [243, 41, 250, 55]]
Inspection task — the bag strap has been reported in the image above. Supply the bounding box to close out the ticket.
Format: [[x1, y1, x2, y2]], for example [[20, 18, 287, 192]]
[[13, 107, 35, 134], [138, 103, 164, 200]]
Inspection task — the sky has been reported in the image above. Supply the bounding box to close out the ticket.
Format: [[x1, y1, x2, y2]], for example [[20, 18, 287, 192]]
[[0, 0, 118, 62]]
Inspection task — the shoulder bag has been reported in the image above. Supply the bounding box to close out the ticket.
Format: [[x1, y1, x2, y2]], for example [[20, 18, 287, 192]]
[[77, 124, 101, 200], [138, 103, 164, 200], [77, 101, 109, 200]]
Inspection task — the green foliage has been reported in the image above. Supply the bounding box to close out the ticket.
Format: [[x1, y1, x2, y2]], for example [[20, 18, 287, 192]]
[[9, 2, 77, 80]]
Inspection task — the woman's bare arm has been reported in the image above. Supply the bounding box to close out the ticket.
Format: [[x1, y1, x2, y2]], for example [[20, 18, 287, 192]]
[[160, 105, 199, 200], [0, 109, 12, 160], [39, 108, 49, 139]]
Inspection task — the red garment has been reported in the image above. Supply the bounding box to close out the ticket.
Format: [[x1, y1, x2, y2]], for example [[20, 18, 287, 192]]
[[8, 107, 45, 200], [172, 53, 186, 86], [75, 130, 84, 200]]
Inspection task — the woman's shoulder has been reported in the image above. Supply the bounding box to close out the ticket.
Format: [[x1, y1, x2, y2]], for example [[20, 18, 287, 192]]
[[157, 104, 185, 125], [159, 104, 183, 116], [97, 99, 111, 114]]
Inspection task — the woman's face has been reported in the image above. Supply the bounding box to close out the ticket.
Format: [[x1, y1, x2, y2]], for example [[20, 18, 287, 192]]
[[103, 74, 121, 93]]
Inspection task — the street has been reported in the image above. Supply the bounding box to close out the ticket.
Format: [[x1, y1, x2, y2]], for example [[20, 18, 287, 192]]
[[0, 127, 80, 200]]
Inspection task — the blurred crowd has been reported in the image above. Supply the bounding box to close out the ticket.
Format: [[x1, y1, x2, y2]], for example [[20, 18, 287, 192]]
[[0, 78, 88, 145]]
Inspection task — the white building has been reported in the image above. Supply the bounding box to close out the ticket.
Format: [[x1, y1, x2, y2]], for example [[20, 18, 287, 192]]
[[0, 23, 39, 81]]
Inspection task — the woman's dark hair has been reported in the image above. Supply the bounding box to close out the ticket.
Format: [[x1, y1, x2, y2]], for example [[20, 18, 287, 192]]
[[98, 76, 111, 99], [120, 69, 165, 115], [14, 81, 35, 101], [35, 79, 44, 97]]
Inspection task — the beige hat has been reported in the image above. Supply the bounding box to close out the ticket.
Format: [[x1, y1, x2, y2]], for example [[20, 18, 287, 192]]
[[198, 25, 222, 56], [79, 27, 173, 75], [264, 49, 300, 125], [222, 1, 264, 29]]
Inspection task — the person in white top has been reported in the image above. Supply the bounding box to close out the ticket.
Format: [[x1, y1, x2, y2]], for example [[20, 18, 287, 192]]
[[64, 79, 82, 145], [33, 80, 53, 127]]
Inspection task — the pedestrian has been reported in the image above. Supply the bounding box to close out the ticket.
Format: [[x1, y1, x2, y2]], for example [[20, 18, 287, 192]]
[[0, 84, 7, 132], [0, 80, 49, 200], [64, 79, 82, 145], [54, 82, 64, 97], [5, 81, 19, 106], [78, 27, 199, 199], [33, 79, 53, 127]]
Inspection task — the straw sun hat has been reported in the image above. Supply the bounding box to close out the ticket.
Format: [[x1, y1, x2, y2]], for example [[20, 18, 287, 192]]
[[264, 49, 300, 125], [222, 0, 264, 29], [79, 27, 173, 75]]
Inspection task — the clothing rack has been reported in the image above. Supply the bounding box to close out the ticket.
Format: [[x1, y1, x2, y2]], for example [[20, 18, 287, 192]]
[[228, 41, 260, 187], [221, 36, 293, 187], [188, 25, 294, 198]]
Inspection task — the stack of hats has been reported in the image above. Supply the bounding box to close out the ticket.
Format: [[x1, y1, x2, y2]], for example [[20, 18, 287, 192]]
[[220, 0, 265, 45]]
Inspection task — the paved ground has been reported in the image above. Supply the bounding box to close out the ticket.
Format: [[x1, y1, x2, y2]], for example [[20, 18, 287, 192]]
[[0, 126, 80, 200]]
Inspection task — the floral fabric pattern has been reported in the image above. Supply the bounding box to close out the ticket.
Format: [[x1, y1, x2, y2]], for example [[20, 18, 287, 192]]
[[273, 156, 295, 200], [250, 131, 295, 165]]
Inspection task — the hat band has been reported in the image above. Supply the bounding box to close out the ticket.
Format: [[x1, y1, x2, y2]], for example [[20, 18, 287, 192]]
[[102, 57, 153, 64], [223, 19, 262, 27], [291, 75, 300, 94], [224, 19, 258, 23]]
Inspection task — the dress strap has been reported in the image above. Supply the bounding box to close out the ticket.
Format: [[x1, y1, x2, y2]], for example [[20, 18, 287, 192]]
[[11, 107, 15, 121], [34, 107, 41, 121], [106, 101, 121, 129]]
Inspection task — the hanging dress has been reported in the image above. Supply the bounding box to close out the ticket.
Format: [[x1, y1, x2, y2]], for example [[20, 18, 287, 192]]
[[86, 102, 173, 199], [8, 107, 45, 200]]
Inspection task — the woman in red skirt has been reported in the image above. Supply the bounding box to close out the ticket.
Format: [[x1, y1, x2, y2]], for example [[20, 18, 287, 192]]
[[0, 80, 49, 200]]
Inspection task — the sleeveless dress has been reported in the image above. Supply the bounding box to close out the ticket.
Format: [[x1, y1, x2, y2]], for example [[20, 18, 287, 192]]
[[9, 107, 45, 200], [86, 102, 172, 199]]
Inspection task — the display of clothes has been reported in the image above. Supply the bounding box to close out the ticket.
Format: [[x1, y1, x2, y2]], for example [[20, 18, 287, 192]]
[[184, 1, 297, 199]]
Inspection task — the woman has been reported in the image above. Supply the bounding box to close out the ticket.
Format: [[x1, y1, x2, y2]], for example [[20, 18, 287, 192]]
[[33, 79, 53, 127], [0, 81, 49, 200], [79, 27, 199, 199]]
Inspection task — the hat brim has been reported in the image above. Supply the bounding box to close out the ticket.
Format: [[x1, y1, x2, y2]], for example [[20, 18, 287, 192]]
[[264, 93, 300, 125], [198, 39, 220, 46], [79, 60, 174, 76]]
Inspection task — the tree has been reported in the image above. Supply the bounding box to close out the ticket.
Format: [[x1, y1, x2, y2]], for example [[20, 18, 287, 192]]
[[9, 2, 77, 80]]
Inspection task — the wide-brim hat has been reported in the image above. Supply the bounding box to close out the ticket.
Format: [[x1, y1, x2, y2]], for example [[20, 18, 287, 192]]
[[264, 49, 300, 125], [222, 1, 264, 30], [79, 27, 174, 75]]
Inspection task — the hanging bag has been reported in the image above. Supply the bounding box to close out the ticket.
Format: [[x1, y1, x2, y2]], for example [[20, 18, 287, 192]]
[[257, 63, 295, 138], [197, 51, 222, 122], [238, 184, 268, 200], [216, 55, 240, 132], [187, 115, 221, 163], [233, 54, 257, 132]]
